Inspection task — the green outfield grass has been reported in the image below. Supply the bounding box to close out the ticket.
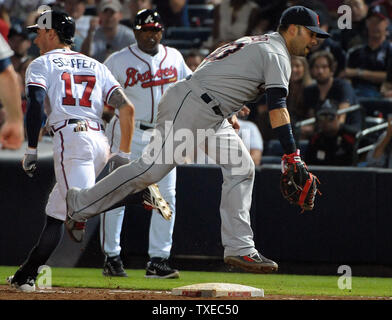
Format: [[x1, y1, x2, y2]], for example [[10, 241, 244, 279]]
[[1, 265, 391, 298]]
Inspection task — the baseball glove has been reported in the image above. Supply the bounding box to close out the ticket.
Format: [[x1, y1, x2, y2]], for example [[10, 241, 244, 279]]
[[280, 150, 320, 212]]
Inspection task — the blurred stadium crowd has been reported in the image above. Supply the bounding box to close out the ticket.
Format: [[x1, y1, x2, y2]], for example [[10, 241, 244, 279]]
[[1, 0, 392, 168]]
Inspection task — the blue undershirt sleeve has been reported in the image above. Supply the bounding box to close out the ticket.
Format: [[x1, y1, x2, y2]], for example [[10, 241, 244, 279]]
[[26, 85, 46, 148]]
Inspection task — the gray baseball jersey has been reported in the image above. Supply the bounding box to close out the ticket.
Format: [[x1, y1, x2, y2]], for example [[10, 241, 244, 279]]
[[192, 32, 291, 115]]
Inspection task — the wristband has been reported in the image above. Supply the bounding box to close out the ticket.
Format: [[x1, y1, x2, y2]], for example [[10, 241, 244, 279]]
[[25, 147, 37, 155], [118, 150, 131, 159]]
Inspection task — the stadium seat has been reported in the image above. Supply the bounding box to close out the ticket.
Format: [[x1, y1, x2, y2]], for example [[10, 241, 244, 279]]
[[161, 39, 197, 50], [164, 27, 212, 45], [188, 4, 214, 27]]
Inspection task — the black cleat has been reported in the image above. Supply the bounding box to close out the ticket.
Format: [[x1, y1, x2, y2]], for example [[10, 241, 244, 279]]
[[145, 258, 180, 279], [102, 255, 128, 277]]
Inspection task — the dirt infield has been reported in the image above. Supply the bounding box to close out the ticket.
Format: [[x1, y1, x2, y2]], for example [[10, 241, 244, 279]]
[[0, 285, 390, 300]]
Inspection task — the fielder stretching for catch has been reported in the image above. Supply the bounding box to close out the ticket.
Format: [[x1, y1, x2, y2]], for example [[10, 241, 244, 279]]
[[100, 9, 191, 279], [66, 6, 324, 273]]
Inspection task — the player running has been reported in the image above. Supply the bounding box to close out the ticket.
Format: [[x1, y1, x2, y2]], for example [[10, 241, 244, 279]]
[[6, 9, 135, 292]]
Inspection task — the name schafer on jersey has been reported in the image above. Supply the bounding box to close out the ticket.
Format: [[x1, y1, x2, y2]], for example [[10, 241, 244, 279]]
[[124, 66, 178, 88], [52, 57, 97, 69]]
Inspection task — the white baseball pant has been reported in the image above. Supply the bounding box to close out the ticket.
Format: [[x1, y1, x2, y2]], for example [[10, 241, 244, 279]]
[[46, 121, 109, 221], [100, 122, 176, 259]]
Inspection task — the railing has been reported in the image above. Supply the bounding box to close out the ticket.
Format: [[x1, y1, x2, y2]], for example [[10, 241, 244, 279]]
[[294, 104, 362, 128]]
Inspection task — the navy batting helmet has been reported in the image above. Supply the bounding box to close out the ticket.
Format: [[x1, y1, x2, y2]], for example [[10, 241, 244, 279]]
[[134, 9, 163, 30], [27, 10, 75, 45]]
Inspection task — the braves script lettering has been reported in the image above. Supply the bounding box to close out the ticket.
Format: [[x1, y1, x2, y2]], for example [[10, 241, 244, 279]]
[[124, 66, 178, 88]]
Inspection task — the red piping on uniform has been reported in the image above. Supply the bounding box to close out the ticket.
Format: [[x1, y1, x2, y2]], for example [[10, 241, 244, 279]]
[[128, 46, 155, 123], [159, 46, 168, 96], [27, 82, 47, 89], [105, 85, 121, 103], [59, 131, 69, 190]]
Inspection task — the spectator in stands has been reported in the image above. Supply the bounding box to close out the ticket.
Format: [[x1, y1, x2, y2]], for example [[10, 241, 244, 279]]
[[380, 59, 392, 98], [81, 0, 136, 62], [121, 0, 153, 29], [308, 10, 347, 77], [305, 107, 357, 166], [0, 5, 10, 40], [305, 50, 362, 132], [236, 106, 263, 165], [251, 0, 287, 32], [209, 0, 260, 49], [153, 0, 190, 28], [7, 28, 32, 72], [342, 4, 392, 98], [372, 0, 392, 19], [184, 49, 204, 72], [64, 0, 93, 51], [2, 0, 53, 28], [288, 56, 314, 140], [366, 115, 392, 167], [336, 0, 368, 51]]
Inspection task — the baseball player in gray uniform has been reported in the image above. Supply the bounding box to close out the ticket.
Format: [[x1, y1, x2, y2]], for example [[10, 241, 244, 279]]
[[100, 9, 191, 279], [66, 6, 329, 273]]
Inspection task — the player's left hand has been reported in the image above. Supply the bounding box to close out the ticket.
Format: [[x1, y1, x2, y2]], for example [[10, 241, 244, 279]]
[[22, 148, 38, 178], [280, 149, 320, 212], [108, 151, 131, 173]]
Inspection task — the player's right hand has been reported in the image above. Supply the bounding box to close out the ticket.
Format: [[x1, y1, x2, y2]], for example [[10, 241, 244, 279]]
[[22, 149, 38, 178]]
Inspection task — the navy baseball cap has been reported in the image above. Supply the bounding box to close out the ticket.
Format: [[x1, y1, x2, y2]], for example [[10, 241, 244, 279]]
[[134, 9, 163, 31], [280, 6, 330, 38]]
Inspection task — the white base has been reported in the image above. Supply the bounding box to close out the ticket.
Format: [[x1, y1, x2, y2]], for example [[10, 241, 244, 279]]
[[171, 282, 264, 298]]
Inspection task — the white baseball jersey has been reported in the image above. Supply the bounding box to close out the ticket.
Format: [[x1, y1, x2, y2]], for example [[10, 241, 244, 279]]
[[104, 43, 192, 124], [25, 48, 121, 125], [193, 32, 291, 115]]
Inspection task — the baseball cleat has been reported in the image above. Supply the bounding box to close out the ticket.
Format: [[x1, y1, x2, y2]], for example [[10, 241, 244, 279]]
[[143, 184, 172, 220], [65, 187, 86, 243], [145, 258, 180, 279], [224, 252, 278, 274], [102, 255, 128, 277], [7, 275, 36, 292]]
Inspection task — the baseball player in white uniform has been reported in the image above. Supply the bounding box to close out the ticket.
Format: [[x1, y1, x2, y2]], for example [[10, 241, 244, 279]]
[[100, 9, 191, 279], [66, 6, 329, 273], [7, 10, 135, 292]]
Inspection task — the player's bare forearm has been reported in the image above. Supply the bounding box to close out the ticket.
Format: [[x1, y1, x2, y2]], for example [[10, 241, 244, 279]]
[[269, 108, 291, 128], [0, 65, 23, 121], [108, 89, 135, 153], [119, 105, 134, 153]]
